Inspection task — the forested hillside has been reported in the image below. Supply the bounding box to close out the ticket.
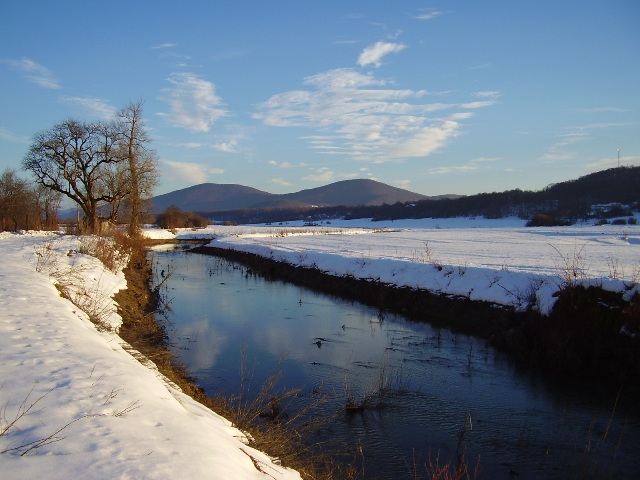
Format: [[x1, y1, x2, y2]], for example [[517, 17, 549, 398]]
[[202, 166, 640, 225]]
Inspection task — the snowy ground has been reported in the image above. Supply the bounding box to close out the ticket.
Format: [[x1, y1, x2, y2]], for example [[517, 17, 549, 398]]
[[0, 231, 300, 479], [2, 217, 638, 479], [150, 217, 640, 316]]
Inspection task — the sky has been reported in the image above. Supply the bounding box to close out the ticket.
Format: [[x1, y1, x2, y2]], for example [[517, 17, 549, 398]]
[[1, 1, 639, 197]]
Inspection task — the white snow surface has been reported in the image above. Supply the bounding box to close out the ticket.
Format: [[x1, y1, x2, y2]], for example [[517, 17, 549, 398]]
[[0, 231, 300, 480], [2, 218, 638, 479], [148, 217, 640, 316]]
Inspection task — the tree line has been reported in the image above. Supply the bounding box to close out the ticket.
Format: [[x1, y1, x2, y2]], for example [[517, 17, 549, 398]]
[[1, 101, 158, 235]]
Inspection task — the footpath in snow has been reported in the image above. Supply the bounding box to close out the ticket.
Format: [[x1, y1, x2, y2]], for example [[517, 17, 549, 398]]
[[0, 231, 300, 480]]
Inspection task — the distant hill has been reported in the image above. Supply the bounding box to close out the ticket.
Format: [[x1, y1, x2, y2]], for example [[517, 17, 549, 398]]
[[150, 179, 431, 213], [281, 179, 432, 206], [347, 166, 640, 223], [149, 166, 639, 225]]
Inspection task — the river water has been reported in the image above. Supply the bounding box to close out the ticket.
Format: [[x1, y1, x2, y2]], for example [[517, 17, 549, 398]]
[[151, 246, 640, 479]]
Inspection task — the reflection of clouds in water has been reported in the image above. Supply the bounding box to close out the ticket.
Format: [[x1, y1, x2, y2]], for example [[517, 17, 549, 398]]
[[252, 300, 404, 377], [178, 318, 228, 371]]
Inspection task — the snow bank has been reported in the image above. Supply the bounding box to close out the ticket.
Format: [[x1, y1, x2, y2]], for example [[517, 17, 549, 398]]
[[155, 218, 640, 316], [0, 231, 300, 480]]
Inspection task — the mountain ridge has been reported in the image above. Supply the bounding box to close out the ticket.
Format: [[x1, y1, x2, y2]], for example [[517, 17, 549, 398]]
[[150, 179, 435, 213]]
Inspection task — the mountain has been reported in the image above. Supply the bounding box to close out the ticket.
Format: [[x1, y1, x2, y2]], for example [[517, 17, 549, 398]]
[[150, 184, 275, 212], [150, 179, 431, 213], [281, 179, 431, 207]]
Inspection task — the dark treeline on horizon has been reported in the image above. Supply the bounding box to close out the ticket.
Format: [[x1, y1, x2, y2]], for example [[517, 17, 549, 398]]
[[196, 166, 640, 226]]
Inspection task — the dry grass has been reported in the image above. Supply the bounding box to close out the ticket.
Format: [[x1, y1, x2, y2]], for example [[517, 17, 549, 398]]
[[113, 235, 355, 479]]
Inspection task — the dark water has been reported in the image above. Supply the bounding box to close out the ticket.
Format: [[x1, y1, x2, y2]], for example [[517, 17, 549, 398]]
[[152, 246, 640, 479]]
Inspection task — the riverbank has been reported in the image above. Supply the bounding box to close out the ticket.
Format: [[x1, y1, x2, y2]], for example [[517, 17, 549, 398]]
[[162, 217, 639, 388], [0, 231, 301, 480], [192, 244, 640, 387]]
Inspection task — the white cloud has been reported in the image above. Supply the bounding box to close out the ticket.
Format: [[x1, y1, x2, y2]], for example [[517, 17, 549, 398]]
[[173, 142, 206, 149], [357, 41, 407, 68], [271, 177, 292, 186], [413, 8, 443, 21], [152, 43, 176, 49], [159, 73, 227, 132], [302, 167, 336, 183], [393, 179, 413, 189], [302, 167, 360, 183], [213, 140, 238, 153], [162, 159, 224, 184], [268, 160, 308, 169], [61, 96, 116, 119], [473, 90, 501, 98], [255, 66, 496, 163], [3, 57, 60, 89]]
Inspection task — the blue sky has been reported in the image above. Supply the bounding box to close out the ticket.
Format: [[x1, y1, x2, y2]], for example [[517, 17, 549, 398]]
[[1, 1, 638, 197]]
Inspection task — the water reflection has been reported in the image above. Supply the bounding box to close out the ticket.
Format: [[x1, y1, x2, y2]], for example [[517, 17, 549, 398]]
[[152, 246, 640, 479]]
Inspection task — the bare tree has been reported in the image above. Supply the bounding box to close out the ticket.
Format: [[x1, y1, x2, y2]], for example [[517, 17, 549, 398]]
[[22, 103, 158, 235], [35, 184, 62, 230], [0, 169, 40, 231], [23, 119, 124, 234], [117, 101, 158, 236]]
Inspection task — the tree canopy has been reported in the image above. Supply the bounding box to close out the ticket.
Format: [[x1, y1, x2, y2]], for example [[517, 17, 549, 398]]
[[22, 101, 157, 234]]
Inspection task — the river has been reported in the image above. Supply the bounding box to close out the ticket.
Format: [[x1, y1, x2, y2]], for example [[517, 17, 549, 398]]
[[151, 245, 639, 479]]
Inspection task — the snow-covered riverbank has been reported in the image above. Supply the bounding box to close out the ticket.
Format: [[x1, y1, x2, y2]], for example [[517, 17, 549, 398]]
[[152, 217, 640, 316], [0, 231, 300, 479], [2, 217, 638, 478]]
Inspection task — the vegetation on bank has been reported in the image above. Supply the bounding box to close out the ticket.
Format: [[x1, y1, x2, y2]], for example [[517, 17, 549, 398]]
[[110, 234, 363, 479], [36, 230, 637, 478]]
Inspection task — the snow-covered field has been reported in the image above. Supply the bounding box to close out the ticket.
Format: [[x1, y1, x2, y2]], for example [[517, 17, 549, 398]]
[[0, 231, 300, 480], [1, 217, 638, 479], [152, 217, 640, 316]]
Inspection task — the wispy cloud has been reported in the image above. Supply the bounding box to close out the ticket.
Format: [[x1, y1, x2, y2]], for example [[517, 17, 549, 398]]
[[212, 140, 238, 153], [573, 107, 629, 114], [473, 91, 501, 98], [173, 142, 207, 149], [255, 66, 496, 163], [151, 43, 176, 49], [159, 73, 227, 132], [271, 177, 292, 187], [0, 127, 29, 144], [162, 159, 224, 184], [269, 160, 309, 169], [427, 156, 501, 175], [542, 122, 633, 162], [357, 41, 407, 68], [2, 57, 60, 89], [302, 167, 359, 183], [413, 8, 443, 21], [61, 96, 116, 119]]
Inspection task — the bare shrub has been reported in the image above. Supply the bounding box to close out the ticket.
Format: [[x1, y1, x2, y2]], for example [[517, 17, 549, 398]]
[[57, 274, 115, 332], [1, 383, 139, 456], [221, 349, 334, 476], [32, 242, 59, 274], [78, 234, 129, 273], [549, 243, 588, 289]]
